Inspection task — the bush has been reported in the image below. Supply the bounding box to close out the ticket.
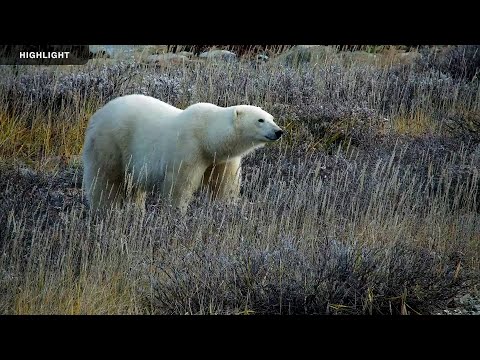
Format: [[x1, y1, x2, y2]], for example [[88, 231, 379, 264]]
[[416, 45, 480, 81]]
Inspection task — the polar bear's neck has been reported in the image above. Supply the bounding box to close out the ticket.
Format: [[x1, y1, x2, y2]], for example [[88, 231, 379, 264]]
[[205, 128, 262, 162], [181, 104, 264, 162], [203, 115, 263, 162]]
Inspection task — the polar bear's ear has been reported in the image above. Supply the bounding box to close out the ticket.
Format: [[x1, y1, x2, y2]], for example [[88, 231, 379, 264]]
[[233, 107, 243, 122]]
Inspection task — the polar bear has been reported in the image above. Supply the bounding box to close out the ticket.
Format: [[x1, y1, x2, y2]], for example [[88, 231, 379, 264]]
[[82, 94, 284, 213]]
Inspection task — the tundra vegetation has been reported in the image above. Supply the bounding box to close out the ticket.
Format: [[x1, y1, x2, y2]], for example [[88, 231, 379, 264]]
[[0, 45, 479, 315]]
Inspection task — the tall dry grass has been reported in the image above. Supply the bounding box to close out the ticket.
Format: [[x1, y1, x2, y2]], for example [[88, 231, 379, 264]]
[[1, 143, 478, 314], [0, 45, 479, 314]]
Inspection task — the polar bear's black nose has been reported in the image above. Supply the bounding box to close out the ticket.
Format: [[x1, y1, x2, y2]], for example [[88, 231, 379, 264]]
[[275, 130, 284, 138]]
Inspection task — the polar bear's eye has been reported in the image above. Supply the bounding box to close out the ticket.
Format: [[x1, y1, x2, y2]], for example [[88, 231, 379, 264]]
[[258, 119, 264, 123]]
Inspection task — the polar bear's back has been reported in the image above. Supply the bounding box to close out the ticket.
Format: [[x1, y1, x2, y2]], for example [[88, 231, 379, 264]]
[[90, 94, 182, 128]]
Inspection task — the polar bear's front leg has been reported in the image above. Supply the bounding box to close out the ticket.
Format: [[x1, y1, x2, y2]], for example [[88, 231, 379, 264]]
[[166, 164, 207, 214], [202, 157, 241, 202]]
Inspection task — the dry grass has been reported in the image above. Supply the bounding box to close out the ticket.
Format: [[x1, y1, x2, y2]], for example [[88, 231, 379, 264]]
[[0, 45, 479, 314], [1, 143, 478, 315], [0, 109, 90, 162], [392, 111, 437, 136]]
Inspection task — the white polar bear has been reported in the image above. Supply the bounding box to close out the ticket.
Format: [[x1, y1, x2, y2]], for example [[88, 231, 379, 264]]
[[82, 94, 284, 213]]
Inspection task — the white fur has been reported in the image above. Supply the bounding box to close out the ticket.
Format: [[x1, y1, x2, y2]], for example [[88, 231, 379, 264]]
[[82, 94, 283, 213]]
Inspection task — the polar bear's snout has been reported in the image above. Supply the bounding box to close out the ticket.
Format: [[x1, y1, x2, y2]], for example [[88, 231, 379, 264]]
[[266, 127, 284, 141]]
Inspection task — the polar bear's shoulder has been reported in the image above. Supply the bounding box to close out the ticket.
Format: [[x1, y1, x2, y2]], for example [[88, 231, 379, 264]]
[[183, 102, 222, 112], [107, 94, 181, 113]]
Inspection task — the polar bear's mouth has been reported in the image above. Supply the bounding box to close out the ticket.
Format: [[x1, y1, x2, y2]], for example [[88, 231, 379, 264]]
[[264, 130, 284, 141], [264, 135, 278, 141]]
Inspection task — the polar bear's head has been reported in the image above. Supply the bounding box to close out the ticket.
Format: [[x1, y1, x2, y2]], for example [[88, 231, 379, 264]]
[[233, 105, 284, 144]]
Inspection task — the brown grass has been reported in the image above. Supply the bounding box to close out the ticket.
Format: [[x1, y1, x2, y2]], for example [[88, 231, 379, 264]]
[[392, 111, 437, 136], [0, 102, 94, 165]]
